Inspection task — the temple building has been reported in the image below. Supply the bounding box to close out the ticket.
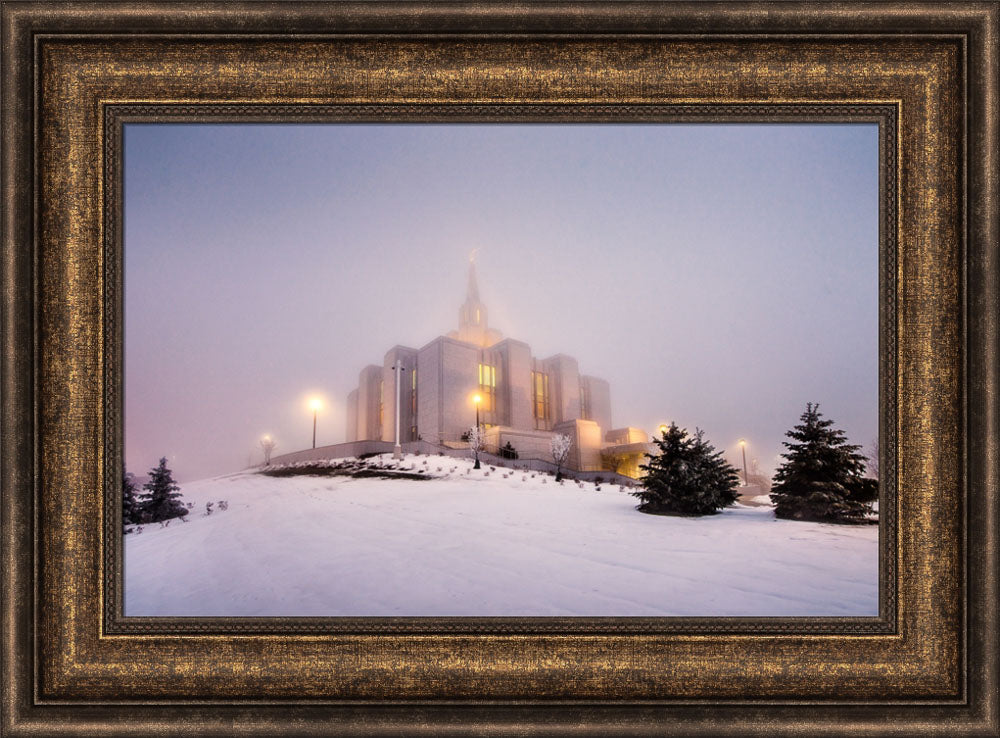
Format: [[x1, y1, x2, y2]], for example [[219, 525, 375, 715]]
[[345, 259, 651, 476]]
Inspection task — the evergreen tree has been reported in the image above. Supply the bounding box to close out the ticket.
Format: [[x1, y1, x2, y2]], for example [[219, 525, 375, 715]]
[[139, 457, 188, 523], [122, 464, 142, 526], [769, 403, 873, 523], [633, 423, 740, 516], [846, 476, 880, 505]]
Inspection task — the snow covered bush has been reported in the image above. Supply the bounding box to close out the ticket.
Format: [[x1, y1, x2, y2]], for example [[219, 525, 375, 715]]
[[498, 441, 519, 460], [259, 435, 276, 465], [550, 434, 572, 482], [468, 425, 485, 469]]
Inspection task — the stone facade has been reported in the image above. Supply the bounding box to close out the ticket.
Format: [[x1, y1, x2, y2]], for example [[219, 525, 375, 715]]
[[344, 260, 653, 476]]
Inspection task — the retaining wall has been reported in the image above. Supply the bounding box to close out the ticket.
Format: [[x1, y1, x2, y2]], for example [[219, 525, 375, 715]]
[[264, 440, 638, 487]]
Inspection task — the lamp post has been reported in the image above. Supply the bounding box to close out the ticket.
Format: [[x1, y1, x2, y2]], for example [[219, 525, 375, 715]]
[[309, 397, 322, 449], [392, 359, 404, 460], [738, 438, 749, 487], [473, 393, 482, 469], [657, 423, 668, 437]]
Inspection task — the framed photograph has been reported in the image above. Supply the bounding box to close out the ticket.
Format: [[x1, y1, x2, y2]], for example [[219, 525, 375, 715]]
[[2, 2, 996, 736], [121, 120, 883, 622]]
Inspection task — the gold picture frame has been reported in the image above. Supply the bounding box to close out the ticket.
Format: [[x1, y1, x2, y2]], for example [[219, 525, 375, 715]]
[[2, 2, 996, 735]]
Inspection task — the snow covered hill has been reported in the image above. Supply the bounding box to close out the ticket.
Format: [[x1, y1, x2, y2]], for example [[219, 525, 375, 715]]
[[124, 455, 879, 617]]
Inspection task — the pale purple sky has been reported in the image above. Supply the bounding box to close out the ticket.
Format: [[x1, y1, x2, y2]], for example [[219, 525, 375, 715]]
[[124, 123, 878, 482]]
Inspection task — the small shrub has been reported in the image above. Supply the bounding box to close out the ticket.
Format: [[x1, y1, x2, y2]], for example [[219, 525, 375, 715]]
[[498, 441, 519, 460]]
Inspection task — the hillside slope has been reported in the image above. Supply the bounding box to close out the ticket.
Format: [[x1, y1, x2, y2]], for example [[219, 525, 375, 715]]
[[125, 455, 878, 617]]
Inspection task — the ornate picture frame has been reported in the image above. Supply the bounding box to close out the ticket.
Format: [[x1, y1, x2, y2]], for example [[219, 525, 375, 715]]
[[2, 2, 996, 735]]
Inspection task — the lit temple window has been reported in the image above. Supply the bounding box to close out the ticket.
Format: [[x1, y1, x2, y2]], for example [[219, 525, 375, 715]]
[[478, 363, 496, 387], [532, 371, 549, 422], [478, 362, 496, 412]]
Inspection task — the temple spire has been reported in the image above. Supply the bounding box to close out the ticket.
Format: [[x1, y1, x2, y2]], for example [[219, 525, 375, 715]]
[[466, 256, 480, 302], [449, 252, 502, 348]]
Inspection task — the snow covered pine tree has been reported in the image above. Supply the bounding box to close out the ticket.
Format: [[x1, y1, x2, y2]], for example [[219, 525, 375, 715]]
[[633, 422, 740, 516], [121, 464, 142, 527], [139, 457, 189, 524], [769, 403, 874, 523]]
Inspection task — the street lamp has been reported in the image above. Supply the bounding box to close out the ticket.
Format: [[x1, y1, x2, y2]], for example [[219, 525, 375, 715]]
[[309, 397, 322, 449], [391, 360, 405, 460], [657, 423, 669, 436], [472, 393, 482, 469], [738, 438, 749, 487]]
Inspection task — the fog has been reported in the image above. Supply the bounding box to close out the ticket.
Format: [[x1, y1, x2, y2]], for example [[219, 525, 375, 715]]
[[125, 123, 878, 482]]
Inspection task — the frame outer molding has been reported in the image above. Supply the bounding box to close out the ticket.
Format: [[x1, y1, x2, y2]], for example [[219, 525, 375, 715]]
[[42, 39, 950, 699], [2, 0, 39, 732], [2, 2, 998, 736], [966, 1, 999, 733]]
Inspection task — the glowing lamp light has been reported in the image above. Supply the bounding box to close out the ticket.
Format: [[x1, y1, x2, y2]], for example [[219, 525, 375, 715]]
[[737, 438, 749, 487], [657, 423, 668, 435], [473, 394, 482, 405], [307, 397, 323, 449]]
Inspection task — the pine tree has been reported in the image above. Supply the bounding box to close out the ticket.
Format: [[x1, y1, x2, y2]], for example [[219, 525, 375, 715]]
[[633, 423, 740, 516], [139, 457, 188, 523], [769, 403, 874, 523], [122, 464, 142, 526]]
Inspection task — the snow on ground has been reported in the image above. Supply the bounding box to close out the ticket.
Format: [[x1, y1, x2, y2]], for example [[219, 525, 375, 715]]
[[125, 455, 878, 617]]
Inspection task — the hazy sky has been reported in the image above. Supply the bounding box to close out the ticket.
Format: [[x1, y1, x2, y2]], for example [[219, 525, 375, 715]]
[[125, 123, 878, 482]]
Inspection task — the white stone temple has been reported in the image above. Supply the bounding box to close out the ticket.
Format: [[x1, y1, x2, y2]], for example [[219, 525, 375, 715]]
[[345, 258, 651, 476]]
